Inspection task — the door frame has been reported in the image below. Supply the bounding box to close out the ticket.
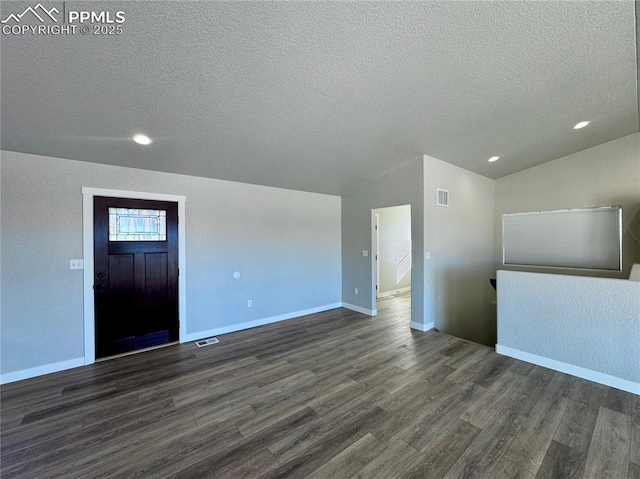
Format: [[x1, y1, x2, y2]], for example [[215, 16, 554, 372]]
[[82, 187, 187, 365], [369, 209, 378, 314], [375, 212, 380, 299], [371, 205, 412, 314]]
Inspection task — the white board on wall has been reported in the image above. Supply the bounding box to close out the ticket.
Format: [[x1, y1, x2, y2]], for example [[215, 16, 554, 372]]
[[502, 206, 622, 271]]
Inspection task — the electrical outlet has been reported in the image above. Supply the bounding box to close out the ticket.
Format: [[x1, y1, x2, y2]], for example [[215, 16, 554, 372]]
[[247, 299, 252, 308], [362, 250, 368, 257], [354, 288, 358, 295]]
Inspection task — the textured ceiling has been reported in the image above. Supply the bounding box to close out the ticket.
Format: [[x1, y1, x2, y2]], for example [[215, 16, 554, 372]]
[[1, 1, 638, 195]]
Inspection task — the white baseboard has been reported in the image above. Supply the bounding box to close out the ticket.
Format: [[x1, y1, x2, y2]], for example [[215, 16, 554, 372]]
[[410, 321, 434, 332], [1, 304, 344, 383], [496, 344, 640, 395], [341, 302, 377, 316], [0, 357, 85, 385], [377, 287, 411, 299], [182, 303, 343, 343]]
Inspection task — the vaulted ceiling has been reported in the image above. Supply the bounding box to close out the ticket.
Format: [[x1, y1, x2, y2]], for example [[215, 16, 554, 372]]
[[1, 1, 638, 195]]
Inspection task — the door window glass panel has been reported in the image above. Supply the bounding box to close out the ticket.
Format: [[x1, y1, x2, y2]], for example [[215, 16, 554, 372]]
[[108, 208, 167, 241]]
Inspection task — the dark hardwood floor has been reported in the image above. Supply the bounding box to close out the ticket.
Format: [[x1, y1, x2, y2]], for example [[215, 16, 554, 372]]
[[1, 293, 638, 478]]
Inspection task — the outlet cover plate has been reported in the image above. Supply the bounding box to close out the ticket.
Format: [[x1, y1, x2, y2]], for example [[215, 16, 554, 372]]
[[70, 259, 84, 270]]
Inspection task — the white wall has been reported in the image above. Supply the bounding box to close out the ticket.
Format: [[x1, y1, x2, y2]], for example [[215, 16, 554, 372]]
[[423, 155, 496, 346], [495, 133, 640, 279], [497, 270, 640, 394], [0, 151, 342, 377], [374, 205, 411, 296], [341, 158, 425, 325]]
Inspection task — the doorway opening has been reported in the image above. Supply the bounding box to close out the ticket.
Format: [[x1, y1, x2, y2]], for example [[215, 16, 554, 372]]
[[372, 205, 412, 319]]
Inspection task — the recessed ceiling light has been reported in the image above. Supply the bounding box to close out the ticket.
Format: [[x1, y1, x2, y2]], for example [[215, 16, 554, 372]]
[[573, 121, 590, 130], [132, 134, 152, 145], [488, 156, 500, 163]]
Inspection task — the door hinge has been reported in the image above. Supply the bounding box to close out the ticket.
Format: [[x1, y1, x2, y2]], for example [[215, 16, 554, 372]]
[[177, 268, 180, 276]]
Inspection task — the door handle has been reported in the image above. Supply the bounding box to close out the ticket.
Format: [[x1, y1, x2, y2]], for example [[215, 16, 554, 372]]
[[95, 283, 106, 290]]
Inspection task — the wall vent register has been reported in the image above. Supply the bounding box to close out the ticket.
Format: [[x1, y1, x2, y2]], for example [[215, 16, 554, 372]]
[[437, 189, 449, 207]]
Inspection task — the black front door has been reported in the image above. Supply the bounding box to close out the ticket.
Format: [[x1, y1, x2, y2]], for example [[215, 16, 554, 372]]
[[94, 196, 178, 358]]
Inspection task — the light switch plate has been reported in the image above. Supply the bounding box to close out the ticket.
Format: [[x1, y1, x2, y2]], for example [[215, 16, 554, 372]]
[[425, 252, 431, 260], [70, 259, 84, 270], [362, 250, 368, 257]]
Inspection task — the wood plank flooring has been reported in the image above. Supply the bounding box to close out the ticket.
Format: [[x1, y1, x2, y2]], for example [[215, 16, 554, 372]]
[[1, 293, 638, 478]]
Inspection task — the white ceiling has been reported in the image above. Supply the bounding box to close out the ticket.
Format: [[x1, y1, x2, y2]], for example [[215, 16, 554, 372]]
[[1, 1, 638, 195]]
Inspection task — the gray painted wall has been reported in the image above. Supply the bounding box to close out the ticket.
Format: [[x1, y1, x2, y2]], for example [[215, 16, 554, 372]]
[[342, 158, 425, 324], [498, 270, 640, 386], [495, 133, 640, 279], [374, 205, 411, 295], [342, 154, 495, 343], [0, 151, 341, 375], [423, 155, 496, 346]]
